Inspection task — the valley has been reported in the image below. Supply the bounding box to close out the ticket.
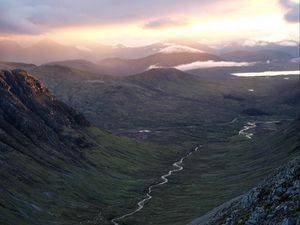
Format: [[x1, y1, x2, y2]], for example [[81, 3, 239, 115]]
[[0, 39, 299, 225], [111, 146, 200, 225], [1, 0, 300, 224]]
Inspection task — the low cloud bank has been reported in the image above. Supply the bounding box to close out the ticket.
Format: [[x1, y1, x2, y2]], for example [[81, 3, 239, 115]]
[[175, 60, 253, 71]]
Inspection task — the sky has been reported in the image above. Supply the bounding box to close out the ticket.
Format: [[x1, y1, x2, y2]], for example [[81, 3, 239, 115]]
[[0, 0, 299, 46]]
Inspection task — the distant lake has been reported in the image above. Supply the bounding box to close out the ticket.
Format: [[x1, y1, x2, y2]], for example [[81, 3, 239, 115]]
[[232, 70, 300, 77]]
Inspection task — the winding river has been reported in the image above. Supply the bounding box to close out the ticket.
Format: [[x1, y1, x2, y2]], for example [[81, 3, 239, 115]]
[[111, 146, 201, 225], [238, 122, 257, 139]]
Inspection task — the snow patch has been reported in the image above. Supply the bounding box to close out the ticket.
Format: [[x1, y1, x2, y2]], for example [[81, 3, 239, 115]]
[[147, 64, 161, 70], [159, 45, 203, 54]]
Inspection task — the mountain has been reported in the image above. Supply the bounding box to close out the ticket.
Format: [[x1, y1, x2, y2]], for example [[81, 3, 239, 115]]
[[0, 69, 185, 225], [221, 50, 293, 62], [75, 41, 215, 59], [97, 52, 222, 76], [0, 39, 84, 65], [167, 41, 215, 53], [0, 69, 89, 139], [0, 39, 298, 66], [0, 40, 23, 62], [0, 61, 37, 71], [104, 42, 167, 59], [219, 41, 300, 58], [45, 59, 106, 74], [25, 39, 83, 64], [29, 65, 300, 145], [0, 40, 216, 66], [44, 51, 223, 76]]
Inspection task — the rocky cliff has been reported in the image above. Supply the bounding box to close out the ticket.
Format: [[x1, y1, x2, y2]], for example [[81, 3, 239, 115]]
[[0, 69, 90, 156], [189, 156, 300, 225]]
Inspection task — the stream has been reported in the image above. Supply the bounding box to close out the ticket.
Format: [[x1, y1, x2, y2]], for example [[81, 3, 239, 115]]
[[111, 146, 201, 225], [238, 122, 257, 139]]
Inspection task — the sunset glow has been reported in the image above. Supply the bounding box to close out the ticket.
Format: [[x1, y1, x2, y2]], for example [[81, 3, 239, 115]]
[[1, 0, 299, 46]]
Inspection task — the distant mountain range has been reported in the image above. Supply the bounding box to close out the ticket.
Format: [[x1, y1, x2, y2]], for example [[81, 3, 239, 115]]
[[0, 39, 214, 65], [0, 39, 298, 69], [96, 52, 222, 75], [218, 40, 300, 58], [221, 49, 293, 62]]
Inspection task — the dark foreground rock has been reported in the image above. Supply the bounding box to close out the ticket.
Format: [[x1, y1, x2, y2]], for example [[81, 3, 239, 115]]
[[189, 157, 300, 225]]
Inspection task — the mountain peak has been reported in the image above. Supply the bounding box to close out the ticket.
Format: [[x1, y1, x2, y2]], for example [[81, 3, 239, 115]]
[[32, 38, 63, 48], [0, 40, 22, 48]]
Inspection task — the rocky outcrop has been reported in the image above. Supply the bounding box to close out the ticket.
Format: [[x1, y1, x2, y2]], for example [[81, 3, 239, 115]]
[[0, 69, 89, 129], [188, 157, 300, 225], [0, 69, 90, 163]]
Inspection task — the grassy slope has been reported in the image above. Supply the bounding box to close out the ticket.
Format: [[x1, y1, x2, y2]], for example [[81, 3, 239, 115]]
[[0, 69, 191, 225], [0, 125, 191, 225]]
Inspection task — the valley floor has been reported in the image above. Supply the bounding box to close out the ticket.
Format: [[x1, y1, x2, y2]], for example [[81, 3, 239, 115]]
[[105, 116, 299, 225]]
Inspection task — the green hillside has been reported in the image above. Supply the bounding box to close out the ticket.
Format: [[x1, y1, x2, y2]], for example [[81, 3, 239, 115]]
[[0, 70, 187, 225]]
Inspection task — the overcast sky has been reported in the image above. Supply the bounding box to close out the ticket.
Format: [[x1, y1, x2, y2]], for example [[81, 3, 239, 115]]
[[0, 0, 299, 45]]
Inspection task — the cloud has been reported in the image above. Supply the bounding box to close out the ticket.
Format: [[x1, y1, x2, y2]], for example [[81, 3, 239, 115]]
[[175, 61, 253, 71], [0, 0, 221, 35], [144, 17, 187, 29], [0, 17, 43, 34], [279, 0, 300, 23], [0, 1, 44, 34]]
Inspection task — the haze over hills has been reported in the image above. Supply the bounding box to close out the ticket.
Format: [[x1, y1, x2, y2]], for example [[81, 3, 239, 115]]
[[0, 38, 299, 67], [218, 40, 300, 58], [0, 39, 215, 65], [0, 39, 83, 64], [221, 49, 293, 62], [96, 52, 223, 76]]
